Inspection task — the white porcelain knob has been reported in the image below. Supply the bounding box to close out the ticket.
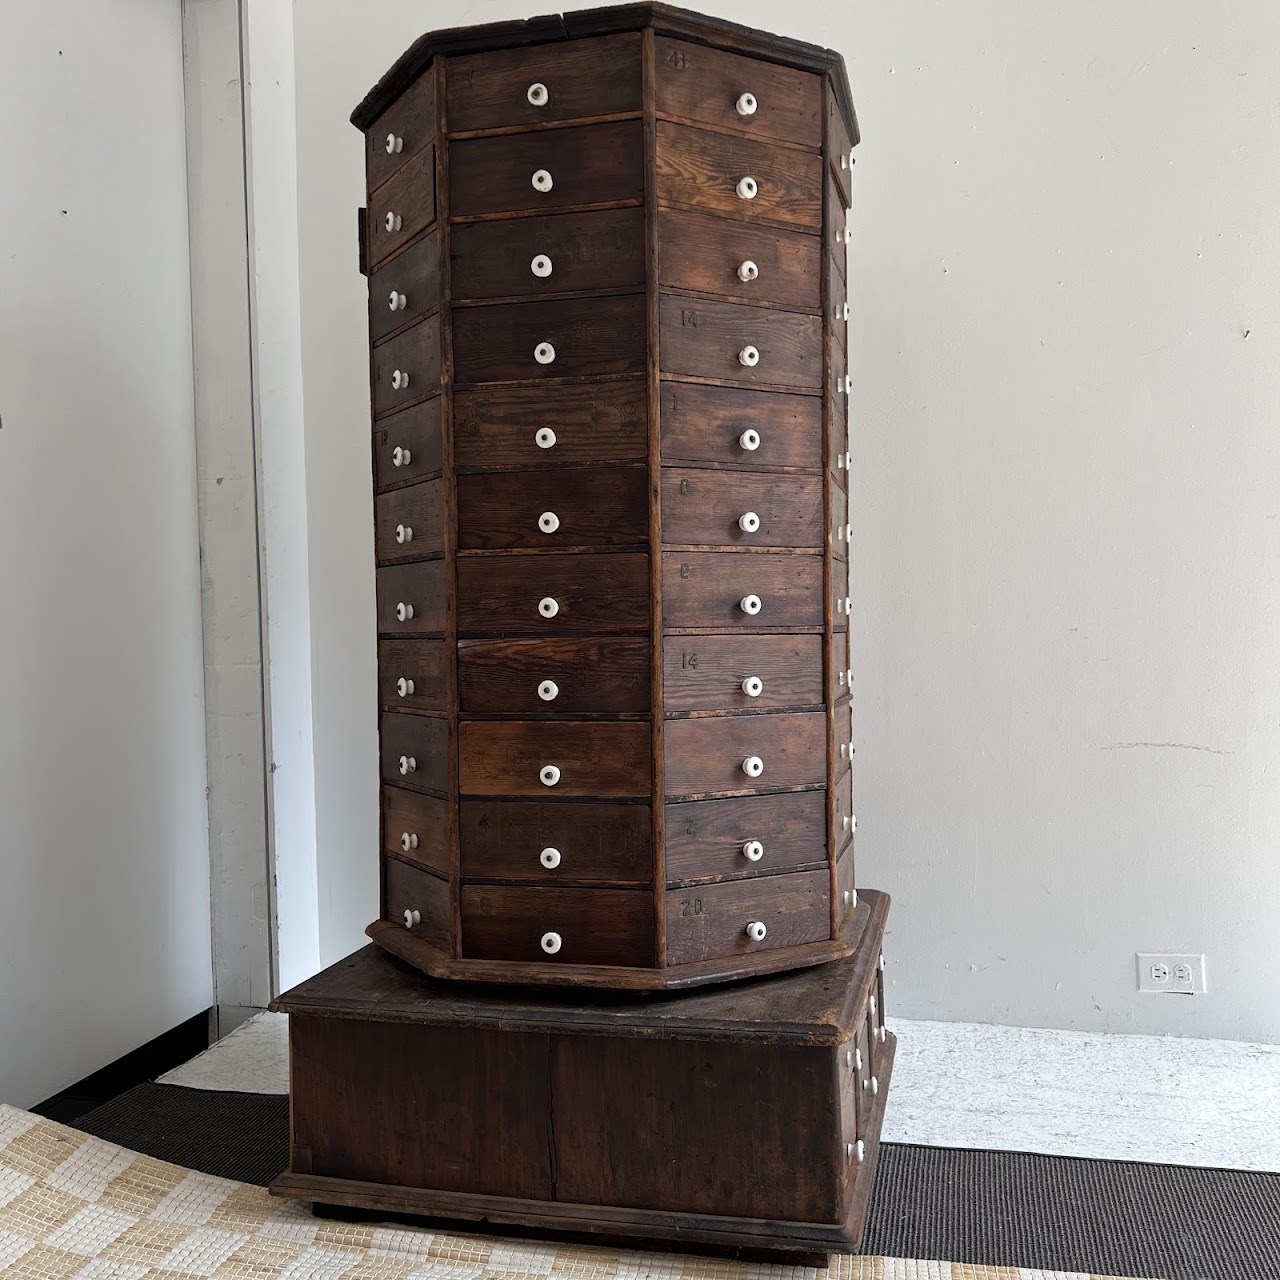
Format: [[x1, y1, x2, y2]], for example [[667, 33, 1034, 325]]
[[391, 369, 409, 390], [738, 511, 760, 533], [538, 596, 559, 619], [869, 995, 877, 1015], [846, 1142, 854, 1160], [741, 755, 764, 778], [845, 595, 853, 612], [847, 667, 853, 686], [879, 1025, 888, 1043], [835, 226, 844, 245], [540, 764, 561, 787], [843, 889, 853, 907], [541, 931, 562, 954], [855, 1139, 865, 1163], [396, 677, 415, 698], [880, 952, 886, 971], [736, 175, 757, 200], [400, 832, 419, 851], [737, 259, 758, 283], [402, 908, 420, 928], [738, 428, 760, 452], [746, 920, 767, 942], [739, 594, 762, 616], [736, 92, 758, 117], [738, 345, 760, 368], [396, 601, 414, 622], [837, 453, 846, 471], [530, 254, 553, 278], [527, 82, 549, 107], [741, 675, 763, 698], [398, 755, 416, 775], [742, 839, 764, 862], [395, 524, 413, 544], [843, 303, 850, 321], [532, 168, 553, 192], [538, 679, 559, 702], [389, 291, 407, 311], [385, 133, 403, 155], [844, 375, 853, 394], [384, 211, 402, 232], [838, 671, 846, 687], [392, 446, 412, 466], [534, 342, 556, 365], [837, 597, 846, 615], [870, 1076, 879, 1096], [535, 427, 557, 450], [845, 523, 853, 540], [845, 450, 853, 469], [540, 846, 562, 870], [538, 511, 560, 533]]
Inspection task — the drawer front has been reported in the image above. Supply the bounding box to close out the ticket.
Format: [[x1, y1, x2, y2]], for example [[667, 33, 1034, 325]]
[[380, 711, 448, 795], [379, 638, 447, 712], [458, 637, 649, 714], [836, 841, 855, 925], [834, 578, 851, 633], [369, 231, 441, 343], [663, 633, 823, 714], [830, 183, 850, 282], [831, 375, 850, 485], [829, 276, 849, 353], [665, 790, 827, 885], [456, 380, 647, 471], [834, 701, 854, 773], [377, 561, 445, 636], [454, 295, 645, 384], [383, 786, 449, 877], [460, 800, 650, 885], [831, 629, 852, 704], [665, 867, 830, 964], [660, 295, 822, 390], [461, 884, 653, 967], [457, 553, 649, 636], [661, 382, 821, 470], [374, 398, 444, 493], [827, 92, 855, 208], [459, 721, 650, 797], [367, 70, 435, 194], [656, 120, 822, 232], [662, 468, 822, 548], [373, 314, 441, 417], [383, 854, 449, 949], [452, 208, 644, 301], [374, 480, 445, 565], [450, 121, 644, 219], [831, 476, 850, 562], [835, 767, 854, 847], [654, 37, 822, 149], [447, 34, 642, 134], [665, 710, 826, 799], [368, 145, 436, 270], [658, 208, 820, 311], [662, 552, 823, 630], [457, 465, 647, 550]]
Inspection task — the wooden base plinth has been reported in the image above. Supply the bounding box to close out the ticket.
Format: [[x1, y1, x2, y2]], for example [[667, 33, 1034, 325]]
[[271, 890, 893, 1264]]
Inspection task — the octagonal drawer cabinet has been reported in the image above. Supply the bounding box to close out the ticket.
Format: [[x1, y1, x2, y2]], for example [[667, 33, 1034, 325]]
[[358, 2, 864, 989]]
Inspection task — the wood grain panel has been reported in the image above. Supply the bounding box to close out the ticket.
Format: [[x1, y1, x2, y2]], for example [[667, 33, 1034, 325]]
[[664, 711, 826, 799], [827, 86, 855, 207], [372, 314, 441, 417], [366, 70, 435, 194], [662, 469, 822, 548], [662, 552, 823, 630], [378, 638, 447, 712], [377, 561, 446, 636], [374, 480, 445, 564], [373, 398, 443, 492], [661, 381, 822, 470], [380, 711, 448, 795], [830, 475, 850, 562], [369, 230, 440, 343], [663, 633, 823, 713], [458, 637, 649, 714], [368, 145, 436, 270], [382, 787, 449, 876], [382, 854, 450, 950], [459, 720, 651, 797]]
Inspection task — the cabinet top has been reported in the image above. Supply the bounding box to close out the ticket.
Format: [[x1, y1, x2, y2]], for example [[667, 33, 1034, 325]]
[[350, 2, 857, 147]]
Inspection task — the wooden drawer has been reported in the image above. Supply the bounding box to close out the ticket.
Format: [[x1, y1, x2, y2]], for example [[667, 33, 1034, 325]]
[[657, 208, 820, 311], [830, 183, 850, 283], [829, 278, 849, 353], [655, 120, 822, 233], [459, 721, 650, 797], [366, 69, 435, 194], [663, 634, 823, 714], [661, 382, 821, 470], [461, 884, 653, 966], [662, 469, 822, 548], [455, 380, 646, 471], [827, 91, 855, 208], [374, 398, 443, 493], [380, 711, 448, 795], [831, 476, 850, 561], [460, 800, 650, 885], [834, 767, 854, 847], [377, 561, 445, 636], [374, 480, 445, 565], [665, 790, 827, 886], [383, 854, 449, 950], [831, 629, 852, 704], [831, 376, 850, 485], [458, 637, 649, 714], [662, 552, 823, 631], [660, 296, 822, 390], [664, 711, 826, 799], [454, 295, 645, 384], [835, 841, 855, 926], [457, 553, 649, 636], [379, 638, 447, 712], [834, 701, 854, 773], [665, 867, 830, 964], [369, 231, 440, 343], [382, 786, 449, 877], [373, 314, 441, 418], [654, 37, 822, 150], [450, 121, 643, 219], [368, 145, 436, 271], [447, 34, 641, 134], [452, 208, 644, 301], [457, 465, 647, 550], [834, 578, 851, 632]]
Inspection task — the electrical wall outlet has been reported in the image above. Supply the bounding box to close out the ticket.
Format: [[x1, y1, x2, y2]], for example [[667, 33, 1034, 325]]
[[1137, 953, 1207, 994]]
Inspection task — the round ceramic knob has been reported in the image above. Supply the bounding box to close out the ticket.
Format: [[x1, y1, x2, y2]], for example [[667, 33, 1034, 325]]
[[400, 832, 419, 851], [741, 676, 763, 698], [847, 666, 854, 686], [530, 254, 553, 278], [527, 82, 549, 107], [538, 596, 559, 619], [535, 427, 557, 450], [391, 369, 409, 390], [392, 446, 411, 466], [534, 342, 556, 365], [741, 755, 764, 778], [385, 211, 402, 232], [736, 175, 757, 200], [843, 889, 853, 907], [737, 259, 759, 283], [540, 847, 562, 870], [739, 428, 760, 451], [738, 511, 760, 533], [844, 375, 853, 394], [385, 133, 403, 154], [851, 811, 857, 831], [838, 671, 846, 688], [395, 524, 412, 544], [843, 303, 851, 321], [844, 595, 853, 612], [870, 1076, 880, 1096], [745, 920, 767, 942], [855, 1139, 865, 1163], [835, 226, 844, 245], [845, 523, 853, 541], [541, 931, 562, 954], [738, 345, 760, 368], [396, 677, 415, 698], [742, 839, 764, 862], [389, 291, 407, 311], [402, 908, 420, 928], [837, 453, 846, 471], [396, 601, 414, 621], [739, 593, 762, 615], [735, 91, 758, 117], [869, 995, 877, 1015], [398, 755, 416, 775], [880, 952, 886, 972], [844, 450, 853, 469], [879, 1025, 888, 1043], [540, 764, 561, 787], [538, 679, 559, 702], [538, 511, 560, 534], [849, 146, 856, 168], [531, 168, 554, 192], [846, 1142, 854, 1160]]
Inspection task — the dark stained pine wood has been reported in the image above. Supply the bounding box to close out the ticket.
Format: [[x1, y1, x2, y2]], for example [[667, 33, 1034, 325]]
[[382, 854, 451, 949], [368, 145, 436, 269], [373, 397, 443, 492], [662, 551, 824, 630], [372, 314, 442, 417], [664, 710, 826, 799], [660, 380, 823, 469], [366, 67, 436, 193], [369, 232, 441, 343], [380, 711, 449, 795], [382, 787, 450, 876], [378, 638, 448, 711], [377, 561, 446, 636], [459, 720, 651, 797], [661, 468, 823, 548], [373, 480, 445, 564], [458, 636, 650, 713], [662, 632, 823, 712]]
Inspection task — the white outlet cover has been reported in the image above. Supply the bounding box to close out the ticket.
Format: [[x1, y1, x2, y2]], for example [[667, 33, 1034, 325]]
[[1137, 953, 1207, 995]]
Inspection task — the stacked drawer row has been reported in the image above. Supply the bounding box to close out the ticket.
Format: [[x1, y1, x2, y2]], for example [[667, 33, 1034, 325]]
[[364, 28, 857, 979]]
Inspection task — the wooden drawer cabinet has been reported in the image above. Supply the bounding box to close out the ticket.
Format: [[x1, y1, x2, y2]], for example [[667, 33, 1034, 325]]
[[380, 711, 448, 795], [458, 637, 649, 714], [373, 398, 443, 492], [379, 638, 447, 711], [382, 787, 449, 877], [665, 711, 826, 799], [374, 480, 444, 564], [367, 145, 436, 270], [459, 720, 650, 797], [664, 633, 823, 713], [369, 231, 440, 343], [372, 314, 441, 417], [661, 381, 822, 469], [662, 469, 823, 548], [662, 552, 824, 630]]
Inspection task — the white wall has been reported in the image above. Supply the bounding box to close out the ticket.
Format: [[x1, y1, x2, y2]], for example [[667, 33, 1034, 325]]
[[292, 0, 1280, 1041], [0, 1, 213, 1107]]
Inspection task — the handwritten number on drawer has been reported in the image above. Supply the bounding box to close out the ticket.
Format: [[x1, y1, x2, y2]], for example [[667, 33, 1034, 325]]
[[666, 48, 687, 71], [685, 819, 697, 836], [681, 651, 698, 669], [679, 478, 691, 496], [681, 309, 699, 327], [681, 897, 704, 918], [679, 562, 691, 579]]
